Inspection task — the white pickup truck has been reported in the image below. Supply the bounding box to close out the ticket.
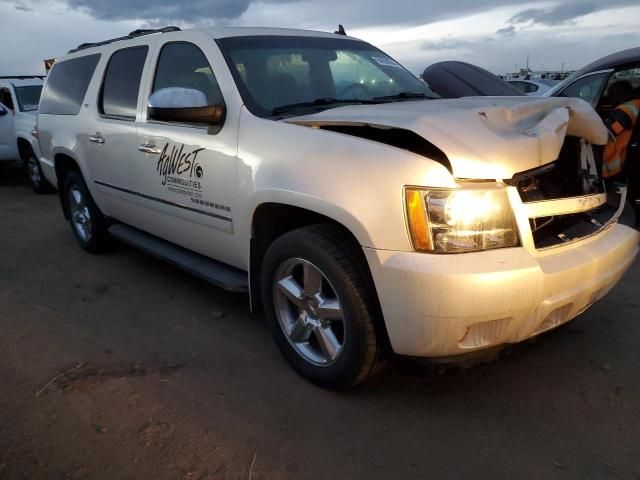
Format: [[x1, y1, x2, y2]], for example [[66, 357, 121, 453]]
[[37, 27, 639, 388], [0, 76, 54, 192]]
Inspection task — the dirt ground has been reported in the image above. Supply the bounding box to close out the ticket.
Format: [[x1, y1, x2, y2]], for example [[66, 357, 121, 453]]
[[1, 162, 639, 480]]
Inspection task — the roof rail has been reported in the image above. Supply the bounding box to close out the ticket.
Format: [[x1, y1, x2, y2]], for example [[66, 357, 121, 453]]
[[68, 26, 181, 54], [0, 75, 46, 80]]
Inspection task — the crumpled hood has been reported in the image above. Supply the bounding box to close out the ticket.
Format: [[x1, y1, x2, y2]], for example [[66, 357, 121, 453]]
[[287, 96, 608, 179]]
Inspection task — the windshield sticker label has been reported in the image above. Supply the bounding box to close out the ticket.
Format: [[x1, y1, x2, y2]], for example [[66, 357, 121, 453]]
[[372, 56, 402, 68]]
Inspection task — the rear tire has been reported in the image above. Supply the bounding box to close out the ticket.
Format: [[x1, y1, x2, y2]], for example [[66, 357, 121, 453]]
[[23, 147, 55, 194], [260, 225, 386, 389], [63, 170, 110, 253]]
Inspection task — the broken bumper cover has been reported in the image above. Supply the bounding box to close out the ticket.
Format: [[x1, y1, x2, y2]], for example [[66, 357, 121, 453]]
[[364, 223, 639, 357]]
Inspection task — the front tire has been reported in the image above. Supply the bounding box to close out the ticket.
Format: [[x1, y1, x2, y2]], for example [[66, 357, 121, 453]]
[[261, 225, 386, 389], [63, 170, 110, 253]]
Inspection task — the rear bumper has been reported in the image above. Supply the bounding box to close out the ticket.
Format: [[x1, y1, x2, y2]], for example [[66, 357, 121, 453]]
[[365, 222, 639, 357]]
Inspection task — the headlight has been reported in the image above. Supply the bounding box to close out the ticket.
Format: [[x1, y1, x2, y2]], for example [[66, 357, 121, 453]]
[[405, 186, 520, 253]]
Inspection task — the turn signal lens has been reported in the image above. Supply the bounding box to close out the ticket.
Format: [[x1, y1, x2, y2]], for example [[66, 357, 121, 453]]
[[405, 189, 433, 251]]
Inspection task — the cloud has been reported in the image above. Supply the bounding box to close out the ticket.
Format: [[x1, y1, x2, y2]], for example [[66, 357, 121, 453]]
[[1, 0, 640, 77], [422, 37, 475, 51], [496, 25, 515, 37], [510, 3, 598, 26], [6, 0, 639, 31], [64, 0, 253, 22], [13, 2, 33, 11]]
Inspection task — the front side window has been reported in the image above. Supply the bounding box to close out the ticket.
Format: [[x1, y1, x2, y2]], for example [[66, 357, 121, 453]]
[[557, 71, 611, 105], [14, 85, 43, 111], [151, 42, 224, 109], [218, 36, 435, 118], [100, 46, 148, 119], [39, 54, 100, 115]]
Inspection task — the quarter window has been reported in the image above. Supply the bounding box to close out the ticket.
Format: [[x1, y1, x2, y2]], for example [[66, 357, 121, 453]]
[[39, 54, 100, 115], [100, 46, 148, 119], [151, 42, 224, 108]]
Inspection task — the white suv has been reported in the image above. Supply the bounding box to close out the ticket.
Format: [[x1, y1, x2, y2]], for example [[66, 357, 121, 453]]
[[0, 76, 55, 192], [37, 27, 639, 388]]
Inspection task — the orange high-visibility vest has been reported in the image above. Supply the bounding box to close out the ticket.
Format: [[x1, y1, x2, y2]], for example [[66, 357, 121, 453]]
[[603, 99, 640, 178]]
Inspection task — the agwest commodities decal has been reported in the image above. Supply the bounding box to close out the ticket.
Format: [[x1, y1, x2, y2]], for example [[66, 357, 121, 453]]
[[157, 143, 205, 187]]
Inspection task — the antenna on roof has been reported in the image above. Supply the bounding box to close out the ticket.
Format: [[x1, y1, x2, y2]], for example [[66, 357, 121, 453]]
[[335, 25, 347, 36]]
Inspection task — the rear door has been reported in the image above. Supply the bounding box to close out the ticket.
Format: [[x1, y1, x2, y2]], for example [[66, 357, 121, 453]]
[[87, 44, 151, 222], [133, 40, 238, 260]]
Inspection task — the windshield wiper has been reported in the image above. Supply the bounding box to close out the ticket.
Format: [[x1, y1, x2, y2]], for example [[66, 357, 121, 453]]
[[272, 98, 380, 116], [373, 91, 435, 101]]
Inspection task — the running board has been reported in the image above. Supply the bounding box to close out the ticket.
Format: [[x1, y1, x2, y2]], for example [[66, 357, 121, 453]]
[[108, 223, 248, 293]]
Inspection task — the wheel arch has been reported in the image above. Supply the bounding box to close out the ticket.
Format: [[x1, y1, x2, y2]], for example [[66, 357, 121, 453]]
[[53, 152, 82, 220], [16, 136, 33, 162], [249, 201, 391, 352]]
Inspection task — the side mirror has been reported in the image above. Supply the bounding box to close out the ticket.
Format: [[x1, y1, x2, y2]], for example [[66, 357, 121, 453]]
[[0, 104, 7, 117], [148, 87, 225, 126]]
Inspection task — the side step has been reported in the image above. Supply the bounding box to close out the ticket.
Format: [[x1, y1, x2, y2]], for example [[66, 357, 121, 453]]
[[108, 223, 248, 293]]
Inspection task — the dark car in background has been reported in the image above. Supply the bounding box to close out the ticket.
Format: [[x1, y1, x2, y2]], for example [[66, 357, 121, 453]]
[[544, 47, 640, 120]]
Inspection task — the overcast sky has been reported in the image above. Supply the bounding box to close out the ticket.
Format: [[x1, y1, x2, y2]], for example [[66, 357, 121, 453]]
[[1, 0, 639, 76]]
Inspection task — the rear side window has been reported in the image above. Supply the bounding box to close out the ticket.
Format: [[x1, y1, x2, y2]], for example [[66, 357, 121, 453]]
[[39, 54, 100, 115], [100, 46, 148, 119]]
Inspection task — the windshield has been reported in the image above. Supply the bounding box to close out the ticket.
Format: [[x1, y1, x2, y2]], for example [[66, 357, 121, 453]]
[[217, 36, 436, 117], [14, 85, 43, 111]]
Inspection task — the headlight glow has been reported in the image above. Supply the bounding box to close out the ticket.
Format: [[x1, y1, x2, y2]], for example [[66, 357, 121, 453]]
[[405, 186, 520, 253]]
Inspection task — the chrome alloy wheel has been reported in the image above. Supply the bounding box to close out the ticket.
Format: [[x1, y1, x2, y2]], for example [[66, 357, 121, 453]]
[[69, 186, 92, 243], [27, 156, 40, 186], [273, 258, 346, 366]]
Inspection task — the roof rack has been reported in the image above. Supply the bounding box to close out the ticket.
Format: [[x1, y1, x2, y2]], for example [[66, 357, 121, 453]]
[[0, 75, 46, 80], [68, 26, 181, 54]]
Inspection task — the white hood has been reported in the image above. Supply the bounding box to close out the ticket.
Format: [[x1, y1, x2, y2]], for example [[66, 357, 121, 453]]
[[288, 96, 608, 179]]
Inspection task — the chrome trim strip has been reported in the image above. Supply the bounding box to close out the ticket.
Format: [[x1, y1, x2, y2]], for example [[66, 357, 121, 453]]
[[535, 187, 627, 251], [524, 193, 608, 219], [94, 180, 232, 222]]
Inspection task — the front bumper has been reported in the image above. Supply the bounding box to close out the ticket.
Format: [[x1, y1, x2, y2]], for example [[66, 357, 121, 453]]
[[364, 222, 639, 357]]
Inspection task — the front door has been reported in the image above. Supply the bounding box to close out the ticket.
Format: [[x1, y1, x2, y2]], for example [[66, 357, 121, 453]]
[[133, 41, 238, 261]]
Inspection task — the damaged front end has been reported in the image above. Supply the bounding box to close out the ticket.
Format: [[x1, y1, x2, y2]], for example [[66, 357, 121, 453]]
[[508, 138, 631, 249], [289, 96, 633, 251]]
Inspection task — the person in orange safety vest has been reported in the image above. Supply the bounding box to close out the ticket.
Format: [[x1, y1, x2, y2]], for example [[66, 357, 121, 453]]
[[603, 83, 640, 178]]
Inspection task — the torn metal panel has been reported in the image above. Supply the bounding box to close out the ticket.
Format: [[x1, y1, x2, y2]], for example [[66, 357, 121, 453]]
[[288, 96, 608, 180]]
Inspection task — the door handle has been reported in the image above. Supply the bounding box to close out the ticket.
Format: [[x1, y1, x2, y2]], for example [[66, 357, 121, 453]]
[[89, 135, 105, 144], [138, 143, 162, 155]]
